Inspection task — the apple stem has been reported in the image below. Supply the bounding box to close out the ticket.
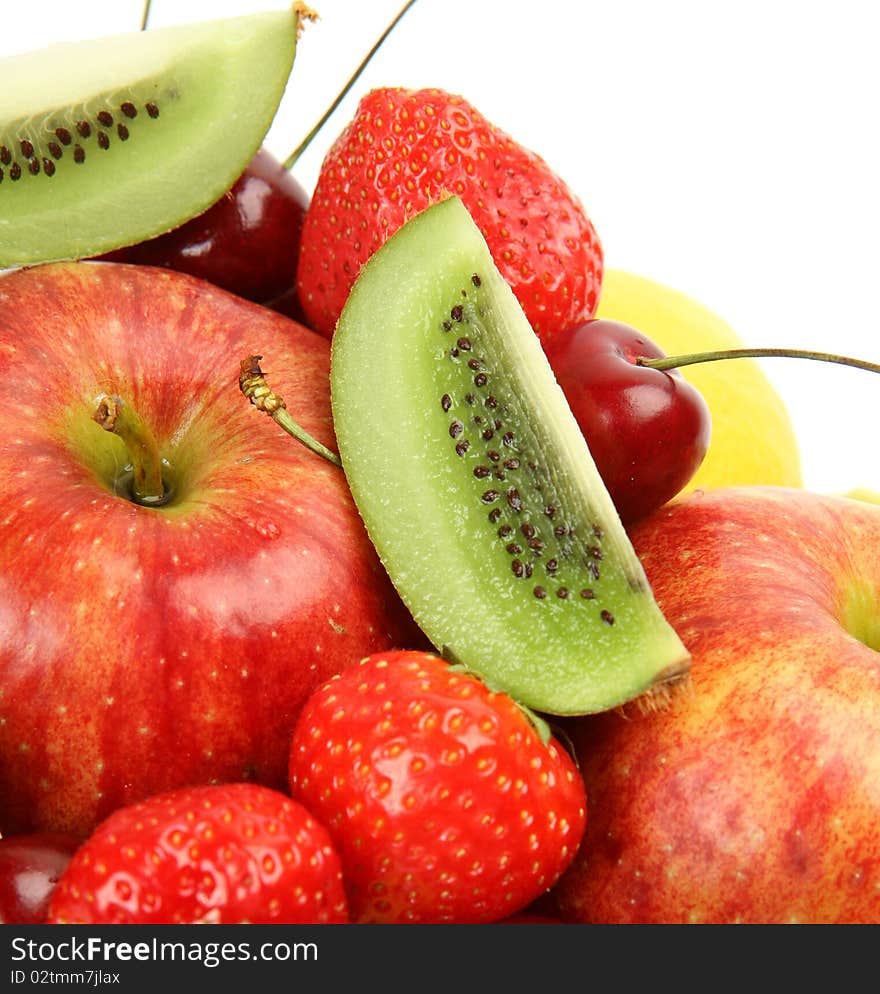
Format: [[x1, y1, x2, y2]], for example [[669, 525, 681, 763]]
[[139, 1, 152, 31], [638, 347, 880, 376], [92, 394, 166, 505], [282, 0, 419, 171], [239, 355, 342, 468]]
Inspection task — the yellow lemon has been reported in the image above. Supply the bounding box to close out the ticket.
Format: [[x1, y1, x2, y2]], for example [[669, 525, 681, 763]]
[[595, 268, 803, 493], [846, 488, 880, 505]]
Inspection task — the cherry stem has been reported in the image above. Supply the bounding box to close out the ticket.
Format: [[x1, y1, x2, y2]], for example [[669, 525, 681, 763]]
[[239, 355, 342, 467], [638, 347, 880, 376], [283, 0, 419, 171], [92, 394, 165, 504]]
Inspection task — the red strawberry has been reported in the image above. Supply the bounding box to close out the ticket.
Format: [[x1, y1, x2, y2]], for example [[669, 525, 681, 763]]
[[46, 783, 348, 924], [295, 87, 603, 344], [288, 650, 587, 923]]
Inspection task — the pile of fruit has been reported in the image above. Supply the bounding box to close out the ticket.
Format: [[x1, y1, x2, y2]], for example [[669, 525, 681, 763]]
[[1, 4, 878, 926]]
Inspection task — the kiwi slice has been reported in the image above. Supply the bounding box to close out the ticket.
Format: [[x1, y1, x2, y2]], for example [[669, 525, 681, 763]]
[[0, 8, 301, 268], [330, 196, 691, 715]]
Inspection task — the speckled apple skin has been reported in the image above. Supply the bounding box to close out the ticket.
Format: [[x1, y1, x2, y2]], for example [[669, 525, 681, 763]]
[[0, 262, 422, 839], [550, 486, 880, 924]]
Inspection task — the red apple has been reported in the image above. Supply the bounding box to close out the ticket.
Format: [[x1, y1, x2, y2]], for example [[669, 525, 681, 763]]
[[0, 261, 421, 839], [548, 485, 880, 924]]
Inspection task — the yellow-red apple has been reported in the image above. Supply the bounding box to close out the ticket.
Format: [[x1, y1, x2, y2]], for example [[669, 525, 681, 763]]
[[549, 486, 880, 924]]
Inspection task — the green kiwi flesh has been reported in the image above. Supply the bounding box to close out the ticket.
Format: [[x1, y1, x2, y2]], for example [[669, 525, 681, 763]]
[[330, 196, 691, 715], [0, 9, 300, 267]]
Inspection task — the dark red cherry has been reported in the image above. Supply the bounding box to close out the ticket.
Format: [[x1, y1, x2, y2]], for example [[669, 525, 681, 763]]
[[0, 832, 79, 923], [100, 146, 309, 307], [544, 318, 712, 526]]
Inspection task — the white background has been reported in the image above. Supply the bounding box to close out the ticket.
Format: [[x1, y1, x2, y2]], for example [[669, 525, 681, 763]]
[[4, 0, 879, 496]]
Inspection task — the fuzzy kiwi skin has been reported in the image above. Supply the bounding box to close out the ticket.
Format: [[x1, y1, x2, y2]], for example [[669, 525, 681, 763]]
[[0, 9, 300, 268], [330, 196, 691, 716]]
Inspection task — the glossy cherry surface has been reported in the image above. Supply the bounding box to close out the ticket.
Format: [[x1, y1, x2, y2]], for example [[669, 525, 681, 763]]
[[100, 146, 309, 307], [0, 832, 79, 923], [544, 318, 712, 525]]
